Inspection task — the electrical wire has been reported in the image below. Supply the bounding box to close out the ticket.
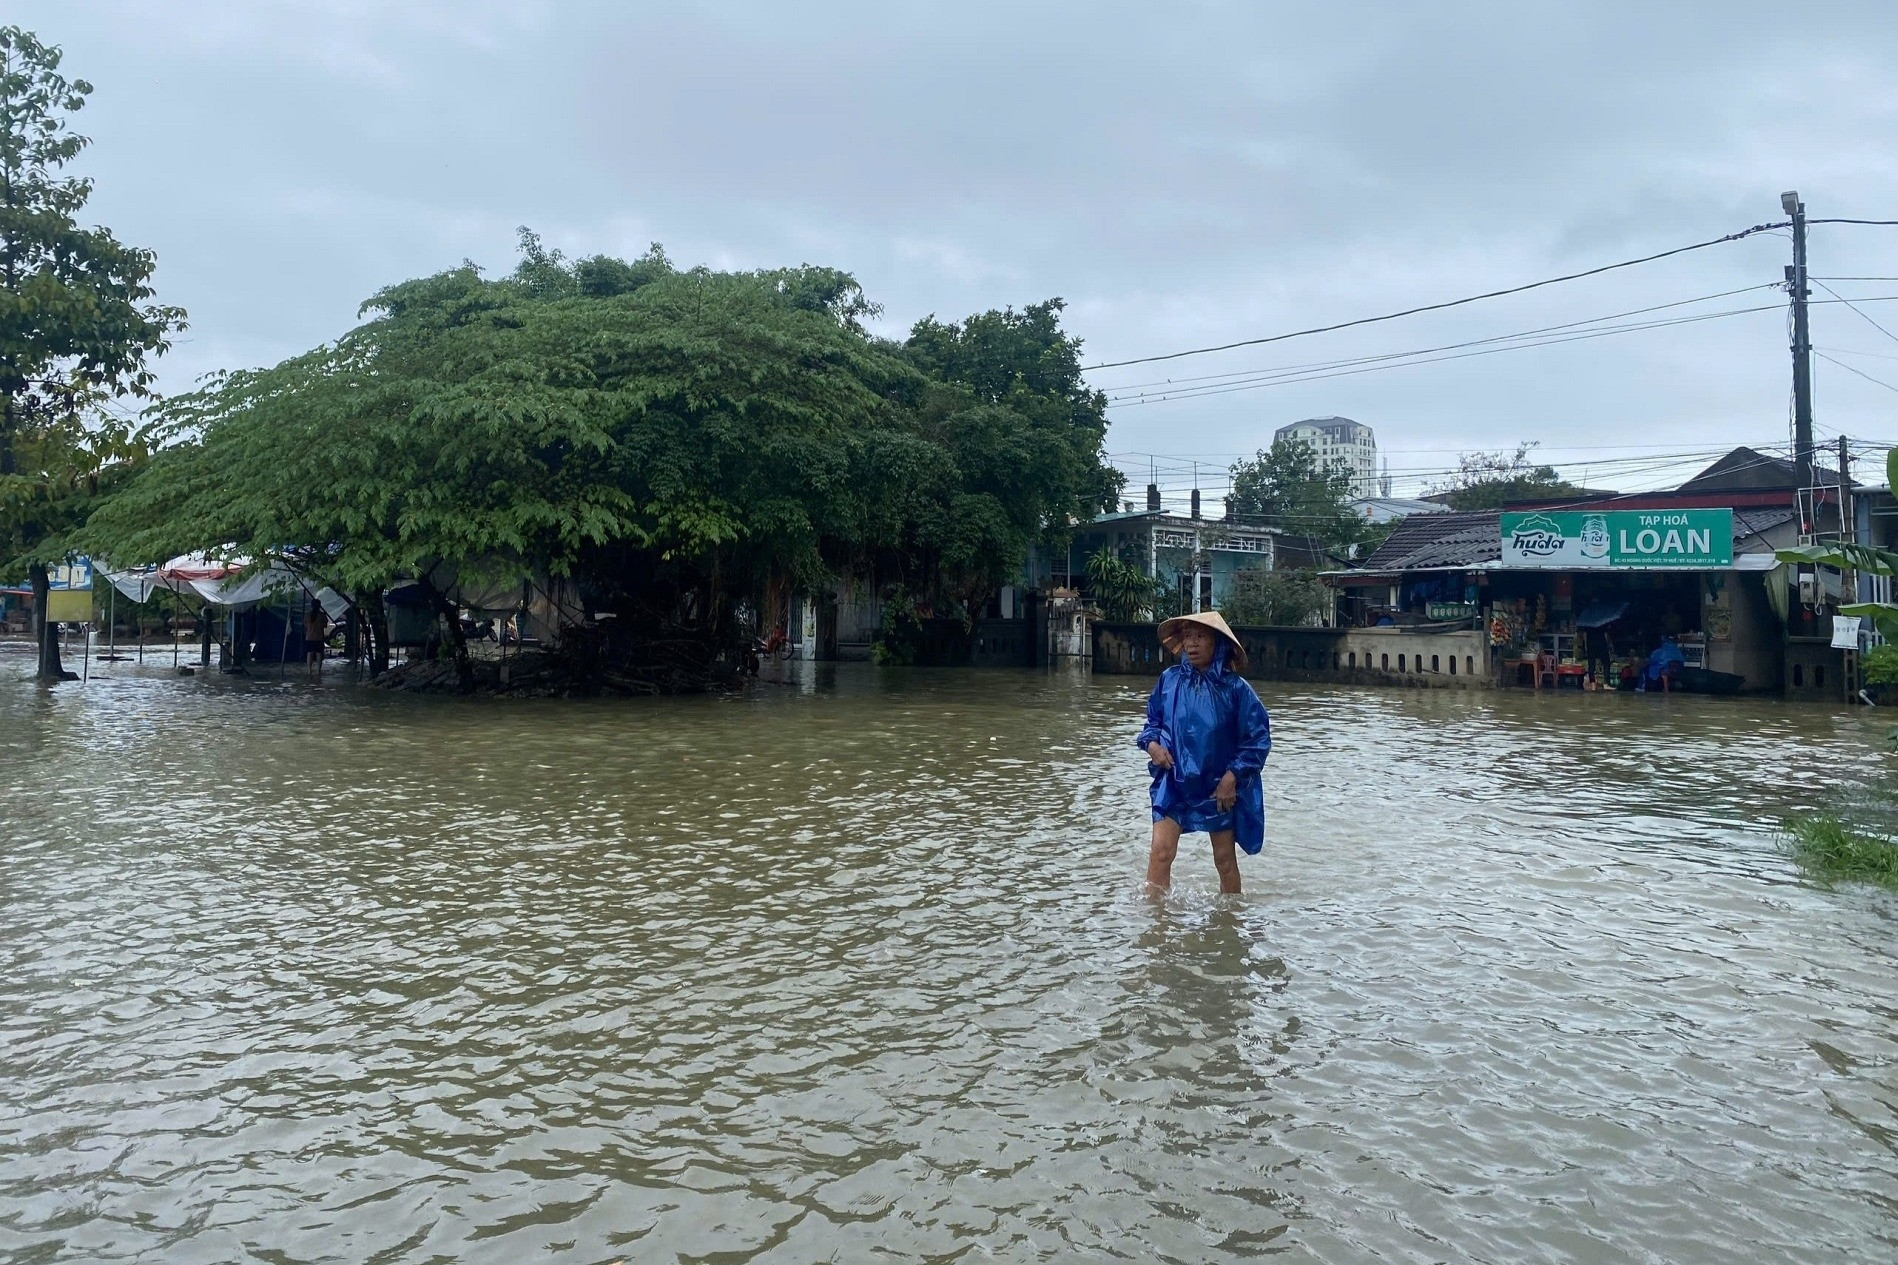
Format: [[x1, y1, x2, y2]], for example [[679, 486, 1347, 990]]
[[1105, 305, 1782, 406], [1817, 351, 1898, 395], [1104, 296, 1898, 408], [1814, 280, 1898, 346], [1818, 345, 1898, 363], [1095, 284, 1781, 393], [1108, 443, 1780, 504], [1201, 442, 1805, 497], [1082, 220, 1792, 371]]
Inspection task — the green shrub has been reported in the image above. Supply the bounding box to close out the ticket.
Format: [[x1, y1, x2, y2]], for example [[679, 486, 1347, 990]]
[[1862, 642, 1898, 685], [871, 588, 919, 666], [1085, 550, 1162, 623], [1222, 567, 1331, 628]]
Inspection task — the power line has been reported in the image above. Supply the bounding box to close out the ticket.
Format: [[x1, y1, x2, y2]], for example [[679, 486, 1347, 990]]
[[1817, 351, 1898, 395], [1097, 284, 1780, 392], [1082, 220, 1791, 371], [1810, 218, 1898, 227], [1818, 345, 1898, 363], [1104, 296, 1898, 409], [1105, 305, 1782, 406], [1109, 443, 1768, 495], [1814, 280, 1898, 346]]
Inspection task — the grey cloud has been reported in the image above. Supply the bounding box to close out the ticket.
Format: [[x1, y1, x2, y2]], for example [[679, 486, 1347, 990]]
[[15, 0, 1898, 490]]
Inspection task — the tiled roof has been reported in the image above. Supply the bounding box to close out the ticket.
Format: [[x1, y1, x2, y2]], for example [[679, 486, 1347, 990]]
[[1359, 511, 1502, 571], [1732, 506, 1798, 543], [1679, 447, 1842, 492]]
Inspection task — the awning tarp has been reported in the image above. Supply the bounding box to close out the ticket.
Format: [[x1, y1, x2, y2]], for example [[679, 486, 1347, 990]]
[[1575, 601, 1629, 629]]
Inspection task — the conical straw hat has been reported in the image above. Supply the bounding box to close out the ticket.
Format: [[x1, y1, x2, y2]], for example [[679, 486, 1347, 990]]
[[1157, 610, 1249, 671]]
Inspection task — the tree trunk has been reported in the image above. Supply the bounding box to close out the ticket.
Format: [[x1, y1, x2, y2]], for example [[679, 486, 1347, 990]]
[[29, 562, 74, 682], [357, 589, 390, 675], [1, 389, 15, 477], [419, 578, 472, 690]]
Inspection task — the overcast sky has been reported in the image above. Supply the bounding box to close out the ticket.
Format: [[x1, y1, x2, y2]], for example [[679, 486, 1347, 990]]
[[18, 1, 1898, 501]]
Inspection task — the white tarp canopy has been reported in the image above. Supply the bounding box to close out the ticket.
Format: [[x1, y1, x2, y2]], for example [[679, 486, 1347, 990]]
[[104, 555, 350, 615], [104, 567, 191, 603]]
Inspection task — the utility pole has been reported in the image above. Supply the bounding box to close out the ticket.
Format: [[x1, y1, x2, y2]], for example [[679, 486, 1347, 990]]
[[1838, 434, 1853, 543], [1839, 434, 1858, 703], [1784, 190, 1815, 533]]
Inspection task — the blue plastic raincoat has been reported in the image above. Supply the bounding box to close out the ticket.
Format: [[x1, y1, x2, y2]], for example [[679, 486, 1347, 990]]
[[1639, 637, 1686, 690], [1136, 641, 1273, 854]]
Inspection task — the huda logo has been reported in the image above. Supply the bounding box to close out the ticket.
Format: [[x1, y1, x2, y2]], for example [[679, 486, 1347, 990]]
[[1508, 515, 1566, 556]]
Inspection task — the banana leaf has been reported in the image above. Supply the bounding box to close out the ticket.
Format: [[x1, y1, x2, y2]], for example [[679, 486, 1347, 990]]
[[1841, 602, 1898, 643], [1774, 541, 1898, 576]]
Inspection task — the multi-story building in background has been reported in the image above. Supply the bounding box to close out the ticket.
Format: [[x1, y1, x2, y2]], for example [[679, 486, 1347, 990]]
[[1274, 416, 1380, 498]]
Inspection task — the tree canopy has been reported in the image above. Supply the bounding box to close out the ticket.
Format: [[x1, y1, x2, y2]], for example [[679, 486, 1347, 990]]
[[1227, 437, 1362, 548], [1430, 442, 1585, 510], [0, 25, 185, 678], [82, 234, 1120, 685]]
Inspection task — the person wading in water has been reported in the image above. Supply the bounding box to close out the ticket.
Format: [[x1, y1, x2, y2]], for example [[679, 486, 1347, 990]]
[[303, 599, 331, 681], [1137, 611, 1271, 893]]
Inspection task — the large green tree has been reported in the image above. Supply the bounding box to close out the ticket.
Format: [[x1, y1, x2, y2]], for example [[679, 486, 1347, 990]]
[[84, 239, 1116, 690], [0, 26, 183, 679], [1227, 437, 1361, 548], [900, 300, 1122, 615]]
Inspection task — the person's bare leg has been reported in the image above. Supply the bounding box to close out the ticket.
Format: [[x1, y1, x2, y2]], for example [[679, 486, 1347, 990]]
[[1210, 831, 1241, 895], [1147, 817, 1182, 890]]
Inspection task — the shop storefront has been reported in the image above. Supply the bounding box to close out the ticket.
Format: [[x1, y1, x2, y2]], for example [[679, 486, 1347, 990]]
[[1333, 505, 1801, 694], [1484, 508, 1790, 692]]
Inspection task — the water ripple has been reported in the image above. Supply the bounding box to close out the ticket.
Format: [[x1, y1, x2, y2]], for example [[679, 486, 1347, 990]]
[[1, 664, 1893, 1263]]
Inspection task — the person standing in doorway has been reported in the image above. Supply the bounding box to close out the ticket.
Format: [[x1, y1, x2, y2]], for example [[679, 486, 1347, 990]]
[[303, 599, 331, 680], [1138, 611, 1272, 894]]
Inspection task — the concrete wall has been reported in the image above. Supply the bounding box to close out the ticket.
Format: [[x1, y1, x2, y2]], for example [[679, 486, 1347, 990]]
[[1093, 621, 1491, 689], [1785, 636, 1847, 703], [1337, 627, 1490, 686], [1046, 593, 1090, 658], [1705, 571, 1783, 691]]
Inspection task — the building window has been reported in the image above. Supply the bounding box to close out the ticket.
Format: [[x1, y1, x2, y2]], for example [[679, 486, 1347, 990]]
[[1466, 656, 1474, 676], [1449, 655, 1457, 676], [1381, 654, 1389, 670], [1431, 655, 1440, 673], [1398, 654, 1406, 672], [1349, 651, 1357, 668], [1333, 652, 1341, 670]]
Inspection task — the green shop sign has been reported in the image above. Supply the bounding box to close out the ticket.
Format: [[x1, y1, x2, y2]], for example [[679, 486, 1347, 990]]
[[1499, 509, 1733, 569]]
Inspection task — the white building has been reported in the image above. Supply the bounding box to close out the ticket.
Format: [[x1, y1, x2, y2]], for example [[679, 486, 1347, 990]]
[[1274, 416, 1379, 498]]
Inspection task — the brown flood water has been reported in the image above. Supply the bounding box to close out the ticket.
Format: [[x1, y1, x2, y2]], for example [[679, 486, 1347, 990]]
[[1, 649, 1894, 1263]]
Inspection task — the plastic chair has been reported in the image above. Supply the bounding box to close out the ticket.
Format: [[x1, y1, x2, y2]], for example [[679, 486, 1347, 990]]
[[1534, 650, 1558, 690]]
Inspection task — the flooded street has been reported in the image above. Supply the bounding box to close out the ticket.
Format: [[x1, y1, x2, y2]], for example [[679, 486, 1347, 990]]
[[2, 654, 1894, 1263]]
